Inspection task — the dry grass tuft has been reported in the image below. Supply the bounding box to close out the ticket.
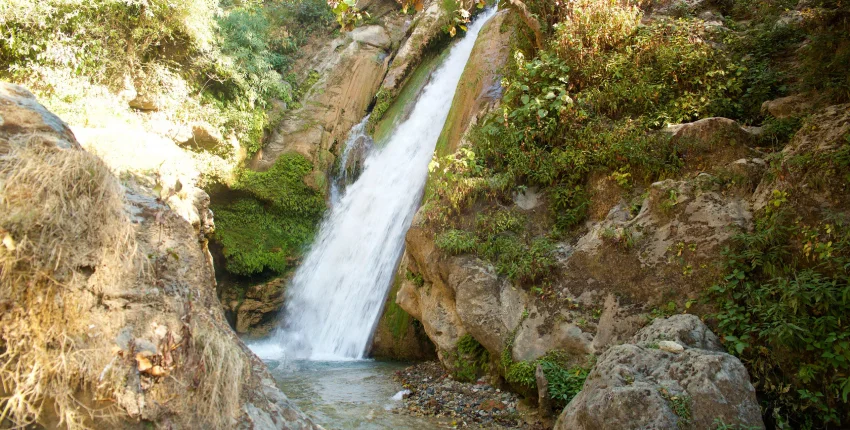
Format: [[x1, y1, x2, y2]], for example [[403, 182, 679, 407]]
[[0, 134, 137, 428], [191, 317, 246, 430]]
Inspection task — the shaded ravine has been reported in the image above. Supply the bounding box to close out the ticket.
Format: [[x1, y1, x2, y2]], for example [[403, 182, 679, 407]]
[[251, 7, 498, 361]]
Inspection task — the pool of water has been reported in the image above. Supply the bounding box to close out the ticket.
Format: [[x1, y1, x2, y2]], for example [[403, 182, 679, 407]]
[[268, 360, 451, 430]]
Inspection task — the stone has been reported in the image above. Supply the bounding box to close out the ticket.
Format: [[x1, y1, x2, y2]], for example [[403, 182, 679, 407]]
[[634, 314, 723, 351], [555, 316, 764, 430], [512, 313, 593, 362], [658, 340, 685, 353], [349, 25, 392, 49], [535, 364, 553, 419]]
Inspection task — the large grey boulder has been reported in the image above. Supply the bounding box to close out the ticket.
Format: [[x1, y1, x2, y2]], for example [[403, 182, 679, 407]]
[[556, 315, 764, 430]]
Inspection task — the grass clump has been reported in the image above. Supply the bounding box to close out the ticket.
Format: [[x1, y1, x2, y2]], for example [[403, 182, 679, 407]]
[[210, 153, 326, 276], [435, 229, 477, 255], [433, 207, 556, 287]]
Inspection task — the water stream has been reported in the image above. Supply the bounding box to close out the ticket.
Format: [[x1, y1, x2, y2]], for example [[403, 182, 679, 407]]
[[251, 7, 498, 362]]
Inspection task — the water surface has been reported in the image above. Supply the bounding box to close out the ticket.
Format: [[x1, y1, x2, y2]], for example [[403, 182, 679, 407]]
[[269, 360, 451, 429]]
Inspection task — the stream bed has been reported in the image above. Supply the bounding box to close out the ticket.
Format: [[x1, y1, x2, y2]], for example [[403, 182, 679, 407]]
[[267, 360, 451, 429]]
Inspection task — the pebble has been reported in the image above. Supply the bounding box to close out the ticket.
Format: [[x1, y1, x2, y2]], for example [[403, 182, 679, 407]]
[[394, 361, 538, 429]]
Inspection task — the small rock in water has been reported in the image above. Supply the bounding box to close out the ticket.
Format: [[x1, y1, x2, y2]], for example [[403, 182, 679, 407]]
[[392, 389, 411, 401], [658, 340, 685, 353]]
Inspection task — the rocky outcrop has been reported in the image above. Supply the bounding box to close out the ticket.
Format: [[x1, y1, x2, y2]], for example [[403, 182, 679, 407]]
[[250, 0, 409, 174], [398, 115, 764, 375], [555, 315, 764, 429], [0, 82, 80, 148], [752, 102, 850, 215], [222, 277, 288, 337], [370, 256, 438, 360], [0, 82, 318, 429], [377, 0, 447, 97], [435, 8, 515, 156]]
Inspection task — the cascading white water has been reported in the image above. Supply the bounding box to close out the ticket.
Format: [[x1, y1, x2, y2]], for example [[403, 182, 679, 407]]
[[251, 7, 497, 361], [329, 116, 372, 205]]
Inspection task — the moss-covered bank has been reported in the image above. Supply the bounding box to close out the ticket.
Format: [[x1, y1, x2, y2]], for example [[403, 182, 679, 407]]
[[210, 153, 326, 277]]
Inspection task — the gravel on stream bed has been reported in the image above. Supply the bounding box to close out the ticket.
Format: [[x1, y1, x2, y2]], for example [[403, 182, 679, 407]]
[[392, 362, 549, 429]]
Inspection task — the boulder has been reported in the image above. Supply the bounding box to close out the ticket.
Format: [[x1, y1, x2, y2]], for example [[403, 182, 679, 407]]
[[227, 277, 288, 336], [451, 256, 527, 355], [349, 25, 392, 49], [761, 94, 815, 119], [0, 82, 80, 149], [555, 315, 764, 430]]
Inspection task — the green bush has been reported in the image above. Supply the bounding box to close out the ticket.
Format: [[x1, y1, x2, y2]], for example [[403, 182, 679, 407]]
[[540, 359, 589, 409], [500, 345, 590, 409], [709, 193, 850, 428]]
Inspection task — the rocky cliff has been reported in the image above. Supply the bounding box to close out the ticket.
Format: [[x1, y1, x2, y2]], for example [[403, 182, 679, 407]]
[[0, 82, 318, 429]]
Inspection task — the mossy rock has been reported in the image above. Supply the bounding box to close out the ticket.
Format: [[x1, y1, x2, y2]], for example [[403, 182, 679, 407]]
[[210, 152, 327, 276]]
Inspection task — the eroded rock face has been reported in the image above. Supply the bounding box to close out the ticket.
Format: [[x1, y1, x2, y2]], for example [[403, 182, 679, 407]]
[[555, 315, 764, 430], [0, 82, 318, 429], [250, 0, 408, 174], [222, 277, 288, 337], [378, 1, 446, 96]]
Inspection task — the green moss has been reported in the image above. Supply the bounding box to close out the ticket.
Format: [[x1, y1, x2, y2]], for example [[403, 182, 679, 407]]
[[385, 276, 413, 341], [232, 153, 326, 216], [211, 153, 326, 276], [211, 197, 318, 275]]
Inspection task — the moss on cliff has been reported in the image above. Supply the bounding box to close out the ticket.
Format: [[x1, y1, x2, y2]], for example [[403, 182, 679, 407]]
[[211, 153, 326, 276]]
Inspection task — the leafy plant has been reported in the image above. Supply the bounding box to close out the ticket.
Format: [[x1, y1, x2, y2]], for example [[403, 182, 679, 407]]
[[454, 334, 490, 382], [709, 191, 850, 428], [435, 229, 477, 255]]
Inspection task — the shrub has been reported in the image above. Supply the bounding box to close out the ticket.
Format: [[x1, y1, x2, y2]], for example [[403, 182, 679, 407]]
[[540, 359, 589, 409], [709, 193, 850, 428]]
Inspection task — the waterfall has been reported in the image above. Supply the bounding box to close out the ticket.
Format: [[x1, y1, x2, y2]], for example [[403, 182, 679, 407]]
[[251, 7, 498, 361]]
